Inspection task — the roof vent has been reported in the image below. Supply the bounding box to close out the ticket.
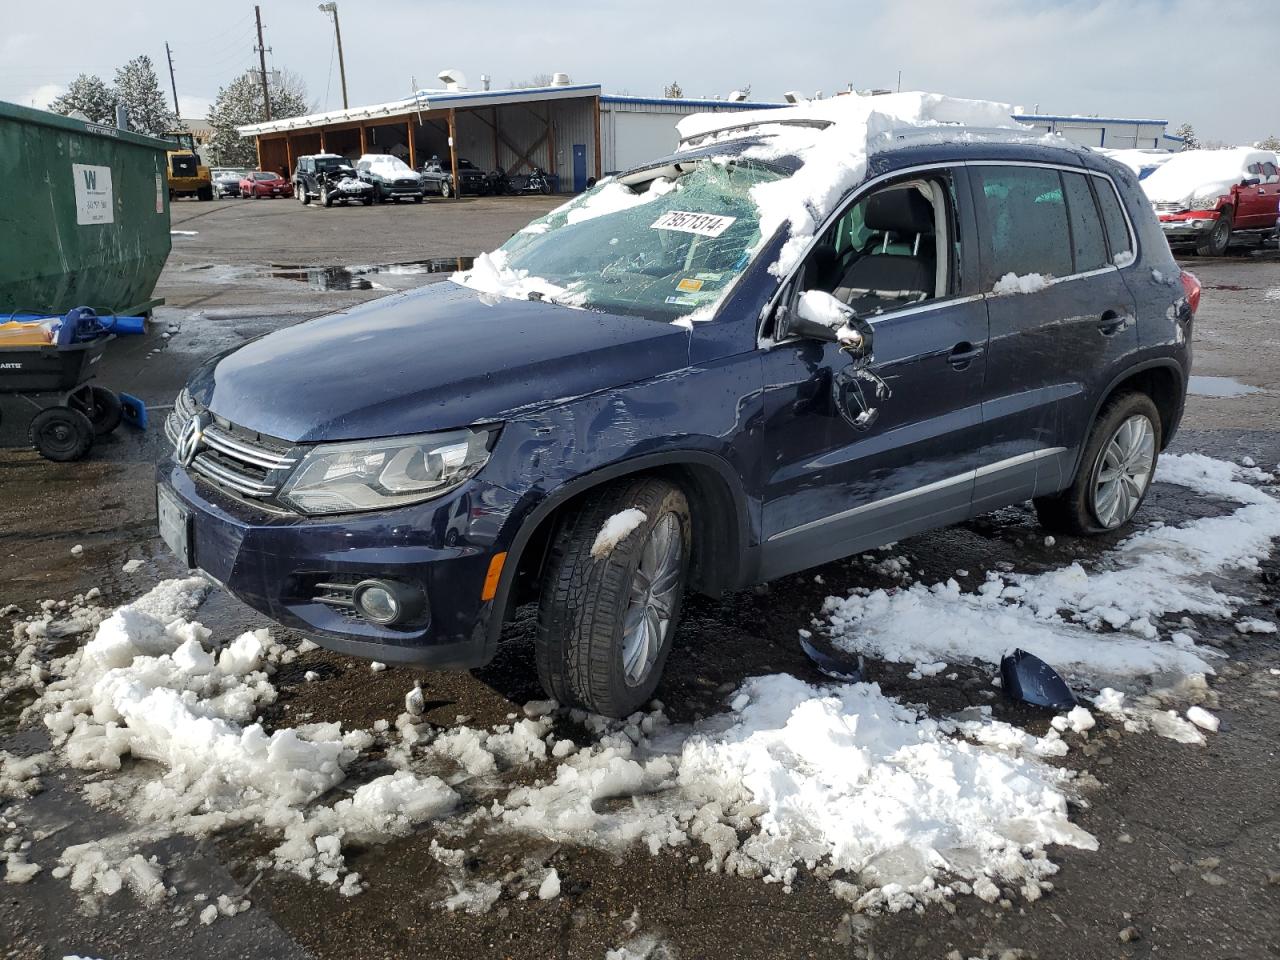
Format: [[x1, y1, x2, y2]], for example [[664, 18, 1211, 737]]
[[437, 69, 467, 91], [728, 90, 748, 102], [550, 72, 572, 87]]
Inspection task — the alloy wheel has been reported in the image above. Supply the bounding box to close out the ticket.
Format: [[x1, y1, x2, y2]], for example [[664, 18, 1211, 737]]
[[620, 514, 682, 687], [1091, 414, 1156, 528]]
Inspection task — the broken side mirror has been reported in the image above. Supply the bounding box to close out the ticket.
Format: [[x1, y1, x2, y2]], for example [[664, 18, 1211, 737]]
[[782, 290, 874, 359]]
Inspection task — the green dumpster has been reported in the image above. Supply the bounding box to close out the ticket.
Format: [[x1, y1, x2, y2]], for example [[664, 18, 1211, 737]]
[[0, 101, 172, 318]]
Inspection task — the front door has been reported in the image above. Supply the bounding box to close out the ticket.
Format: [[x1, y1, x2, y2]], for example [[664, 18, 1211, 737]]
[[572, 144, 587, 192], [759, 169, 989, 579]]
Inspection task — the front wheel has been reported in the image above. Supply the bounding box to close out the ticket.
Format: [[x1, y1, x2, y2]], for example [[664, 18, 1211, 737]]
[[439, 179, 451, 199], [1195, 208, 1233, 257], [1034, 391, 1160, 535], [536, 477, 691, 718], [30, 407, 94, 461], [322, 187, 333, 207], [298, 184, 309, 205]]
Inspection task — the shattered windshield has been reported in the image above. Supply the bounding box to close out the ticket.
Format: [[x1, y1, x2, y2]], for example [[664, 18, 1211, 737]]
[[489, 159, 782, 320]]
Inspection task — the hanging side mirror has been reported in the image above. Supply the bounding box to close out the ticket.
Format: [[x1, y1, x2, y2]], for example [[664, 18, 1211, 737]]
[[780, 290, 873, 359]]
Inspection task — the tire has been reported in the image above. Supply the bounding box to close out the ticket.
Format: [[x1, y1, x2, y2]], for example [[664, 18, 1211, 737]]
[[69, 386, 122, 436], [197, 186, 213, 201], [440, 179, 451, 199], [322, 187, 333, 207], [30, 407, 94, 462], [536, 477, 691, 718], [1034, 391, 1161, 536], [363, 197, 373, 206], [413, 194, 423, 204], [1195, 208, 1233, 257], [539, 180, 551, 195], [298, 184, 310, 205]]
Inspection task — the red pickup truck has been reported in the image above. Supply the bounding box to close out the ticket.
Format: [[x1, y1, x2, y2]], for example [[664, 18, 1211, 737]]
[[1140, 147, 1280, 256]]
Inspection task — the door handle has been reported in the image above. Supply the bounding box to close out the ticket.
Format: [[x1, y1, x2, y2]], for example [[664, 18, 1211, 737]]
[[1097, 310, 1128, 336], [947, 342, 984, 369]]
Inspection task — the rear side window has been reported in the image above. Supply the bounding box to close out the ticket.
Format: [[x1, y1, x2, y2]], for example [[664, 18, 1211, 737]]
[[1093, 176, 1134, 265], [1061, 172, 1109, 273], [973, 166, 1073, 283]]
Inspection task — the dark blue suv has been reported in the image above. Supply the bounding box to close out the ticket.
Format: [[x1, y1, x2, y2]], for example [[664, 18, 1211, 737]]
[[157, 128, 1198, 718]]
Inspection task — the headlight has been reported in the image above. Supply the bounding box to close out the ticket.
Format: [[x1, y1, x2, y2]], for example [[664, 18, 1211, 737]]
[[1188, 194, 1221, 211], [278, 426, 499, 515]]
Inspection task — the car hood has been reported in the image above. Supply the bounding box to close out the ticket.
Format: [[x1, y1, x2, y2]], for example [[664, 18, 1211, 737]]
[[190, 282, 691, 443]]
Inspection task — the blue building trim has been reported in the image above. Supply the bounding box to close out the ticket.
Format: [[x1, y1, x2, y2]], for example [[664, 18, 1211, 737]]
[[601, 95, 788, 110], [1012, 113, 1169, 126]]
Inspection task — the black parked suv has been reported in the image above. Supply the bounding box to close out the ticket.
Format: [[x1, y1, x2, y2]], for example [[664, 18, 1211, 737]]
[[420, 156, 489, 197], [158, 120, 1198, 718], [293, 154, 374, 207]]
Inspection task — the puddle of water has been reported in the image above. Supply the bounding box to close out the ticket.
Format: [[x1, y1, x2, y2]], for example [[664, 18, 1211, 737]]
[[1187, 375, 1261, 398], [268, 257, 474, 292]]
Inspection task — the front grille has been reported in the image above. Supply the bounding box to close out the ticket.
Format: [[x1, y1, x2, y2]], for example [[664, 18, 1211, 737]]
[[395, 179, 417, 188], [1153, 201, 1184, 214], [166, 392, 299, 503]]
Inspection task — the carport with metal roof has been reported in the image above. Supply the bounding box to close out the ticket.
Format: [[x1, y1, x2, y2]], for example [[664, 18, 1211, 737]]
[[237, 83, 604, 194]]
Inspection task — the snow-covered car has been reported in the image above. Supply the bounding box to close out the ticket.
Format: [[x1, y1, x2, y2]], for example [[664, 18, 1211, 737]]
[[355, 154, 424, 203], [239, 170, 293, 199], [1140, 147, 1280, 255], [294, 154, 374, 207], [160, 93, 1199, 719], [1094, 148, 1175, 181], [211, 168, 246, 198]]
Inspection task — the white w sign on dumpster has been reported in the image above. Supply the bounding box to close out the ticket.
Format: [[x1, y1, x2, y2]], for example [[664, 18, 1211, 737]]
[[72, 163, 113, 225]]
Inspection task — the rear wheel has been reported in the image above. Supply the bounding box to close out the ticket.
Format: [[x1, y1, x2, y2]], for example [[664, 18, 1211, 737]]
[[1195, 208, 1233, 257], [1034, 391, 1160, 535], [298, 183, 310, 205], [440, 179, 451, 199], [197, 186, 213, 201], [30, 407, 94, 461], [322, 186, 333, 207], [536, 477, 690, 718]]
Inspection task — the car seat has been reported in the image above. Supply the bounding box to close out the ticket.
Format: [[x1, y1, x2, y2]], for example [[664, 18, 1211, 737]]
[[833, 189, 936, 314]]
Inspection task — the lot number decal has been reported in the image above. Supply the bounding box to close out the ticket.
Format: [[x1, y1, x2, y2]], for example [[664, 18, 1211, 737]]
[[651, 210, 736, 237]]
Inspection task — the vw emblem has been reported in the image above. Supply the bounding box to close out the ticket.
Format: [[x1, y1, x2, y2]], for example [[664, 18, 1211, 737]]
[[177, 413, 208, 467]]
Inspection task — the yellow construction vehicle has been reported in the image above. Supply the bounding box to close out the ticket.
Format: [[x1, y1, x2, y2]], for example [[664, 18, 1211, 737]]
[[165, 132, 213, 201]]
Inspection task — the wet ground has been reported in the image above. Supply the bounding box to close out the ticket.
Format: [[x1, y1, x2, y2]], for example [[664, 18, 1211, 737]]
[[2, 200, 1279, 960]]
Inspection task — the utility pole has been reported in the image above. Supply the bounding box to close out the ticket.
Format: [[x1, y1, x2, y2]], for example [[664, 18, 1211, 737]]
[[318, 3, 348, 109], [165, 42, 181, 119], [255, 5, 272, 121]]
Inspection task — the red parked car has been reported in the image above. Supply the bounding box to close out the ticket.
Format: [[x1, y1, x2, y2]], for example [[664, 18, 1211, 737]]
[[1141, 147, 1280, 256], [239, 170, 294, 199]]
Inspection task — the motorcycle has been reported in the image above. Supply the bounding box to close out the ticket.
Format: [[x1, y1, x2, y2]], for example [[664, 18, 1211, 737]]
[[507, 166, 554, 195]]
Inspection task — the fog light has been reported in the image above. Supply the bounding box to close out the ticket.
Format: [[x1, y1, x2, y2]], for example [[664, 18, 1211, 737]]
[[352, 579, 424, 626]]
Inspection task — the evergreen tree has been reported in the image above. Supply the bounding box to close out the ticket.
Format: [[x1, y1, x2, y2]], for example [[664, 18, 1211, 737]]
[[1174, 122, 1199, 150], [1257, 134, 1280, 152], [664, 81, 684, 99], [208, 69, 313, 168], [113, 55, 177, 137], [49, 73, 117, 124]]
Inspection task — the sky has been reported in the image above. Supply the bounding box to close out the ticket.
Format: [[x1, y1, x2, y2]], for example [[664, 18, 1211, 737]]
[[0, 0, 1269, 144]]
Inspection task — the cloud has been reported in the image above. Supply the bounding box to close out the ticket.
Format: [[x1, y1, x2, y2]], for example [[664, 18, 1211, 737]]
[[20, 83, 66, 110]]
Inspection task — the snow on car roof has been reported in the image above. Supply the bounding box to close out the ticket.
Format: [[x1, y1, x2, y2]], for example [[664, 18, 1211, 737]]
[[1140, 147, 1278, 203]]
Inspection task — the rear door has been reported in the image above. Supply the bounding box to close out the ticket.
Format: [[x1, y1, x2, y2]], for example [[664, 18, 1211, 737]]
[[969, 163, 1138, 510], [759, 167, 990, 578]]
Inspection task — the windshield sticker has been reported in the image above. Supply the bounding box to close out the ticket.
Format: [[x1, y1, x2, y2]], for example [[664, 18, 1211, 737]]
[[676, 278, 704, 292], [665, 295, 701, 306], [651, 210, 737, 237]]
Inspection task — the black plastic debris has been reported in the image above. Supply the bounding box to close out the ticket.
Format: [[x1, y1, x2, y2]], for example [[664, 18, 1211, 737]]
[[799, 635, 866, 683], [1000, 648, 1077, 709]]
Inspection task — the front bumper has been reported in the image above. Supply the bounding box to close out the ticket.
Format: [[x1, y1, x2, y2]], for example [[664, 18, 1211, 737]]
[[1159, 213, 1218, 240], [156, 459, 521, 668]]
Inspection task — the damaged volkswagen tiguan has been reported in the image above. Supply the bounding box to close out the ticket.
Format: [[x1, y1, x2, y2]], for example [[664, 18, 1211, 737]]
[[158, 98, 1198, 718]]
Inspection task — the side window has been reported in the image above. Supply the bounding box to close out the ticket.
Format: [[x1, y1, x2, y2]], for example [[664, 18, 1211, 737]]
[[1061, 172, 1109, 273], [1263, 161, 1278, 182], [796, 174, 955, 319], [1093, 176, 1134, 265], [973, 166, 1075, 284]]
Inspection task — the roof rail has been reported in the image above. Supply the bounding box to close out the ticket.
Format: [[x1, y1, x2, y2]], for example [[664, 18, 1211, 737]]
[[678, 117, 833, 150]]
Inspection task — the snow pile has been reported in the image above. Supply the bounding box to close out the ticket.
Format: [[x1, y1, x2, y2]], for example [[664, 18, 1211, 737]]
[[450, 250, 579, 304], [992, 272, 1052, 296], [499, 675, 1092, 911], [0, 751, 49, 800], [1141, 147, 1275, 205], [824, 454, 1280, 687], [591, 509, 648, 559], [26, 578, 455, 896], [563, 177, 676, 227], [53, 834, 168, 907]]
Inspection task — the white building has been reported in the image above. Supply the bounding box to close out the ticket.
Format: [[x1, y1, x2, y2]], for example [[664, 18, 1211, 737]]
[[1011, 113, 1182, 150]]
